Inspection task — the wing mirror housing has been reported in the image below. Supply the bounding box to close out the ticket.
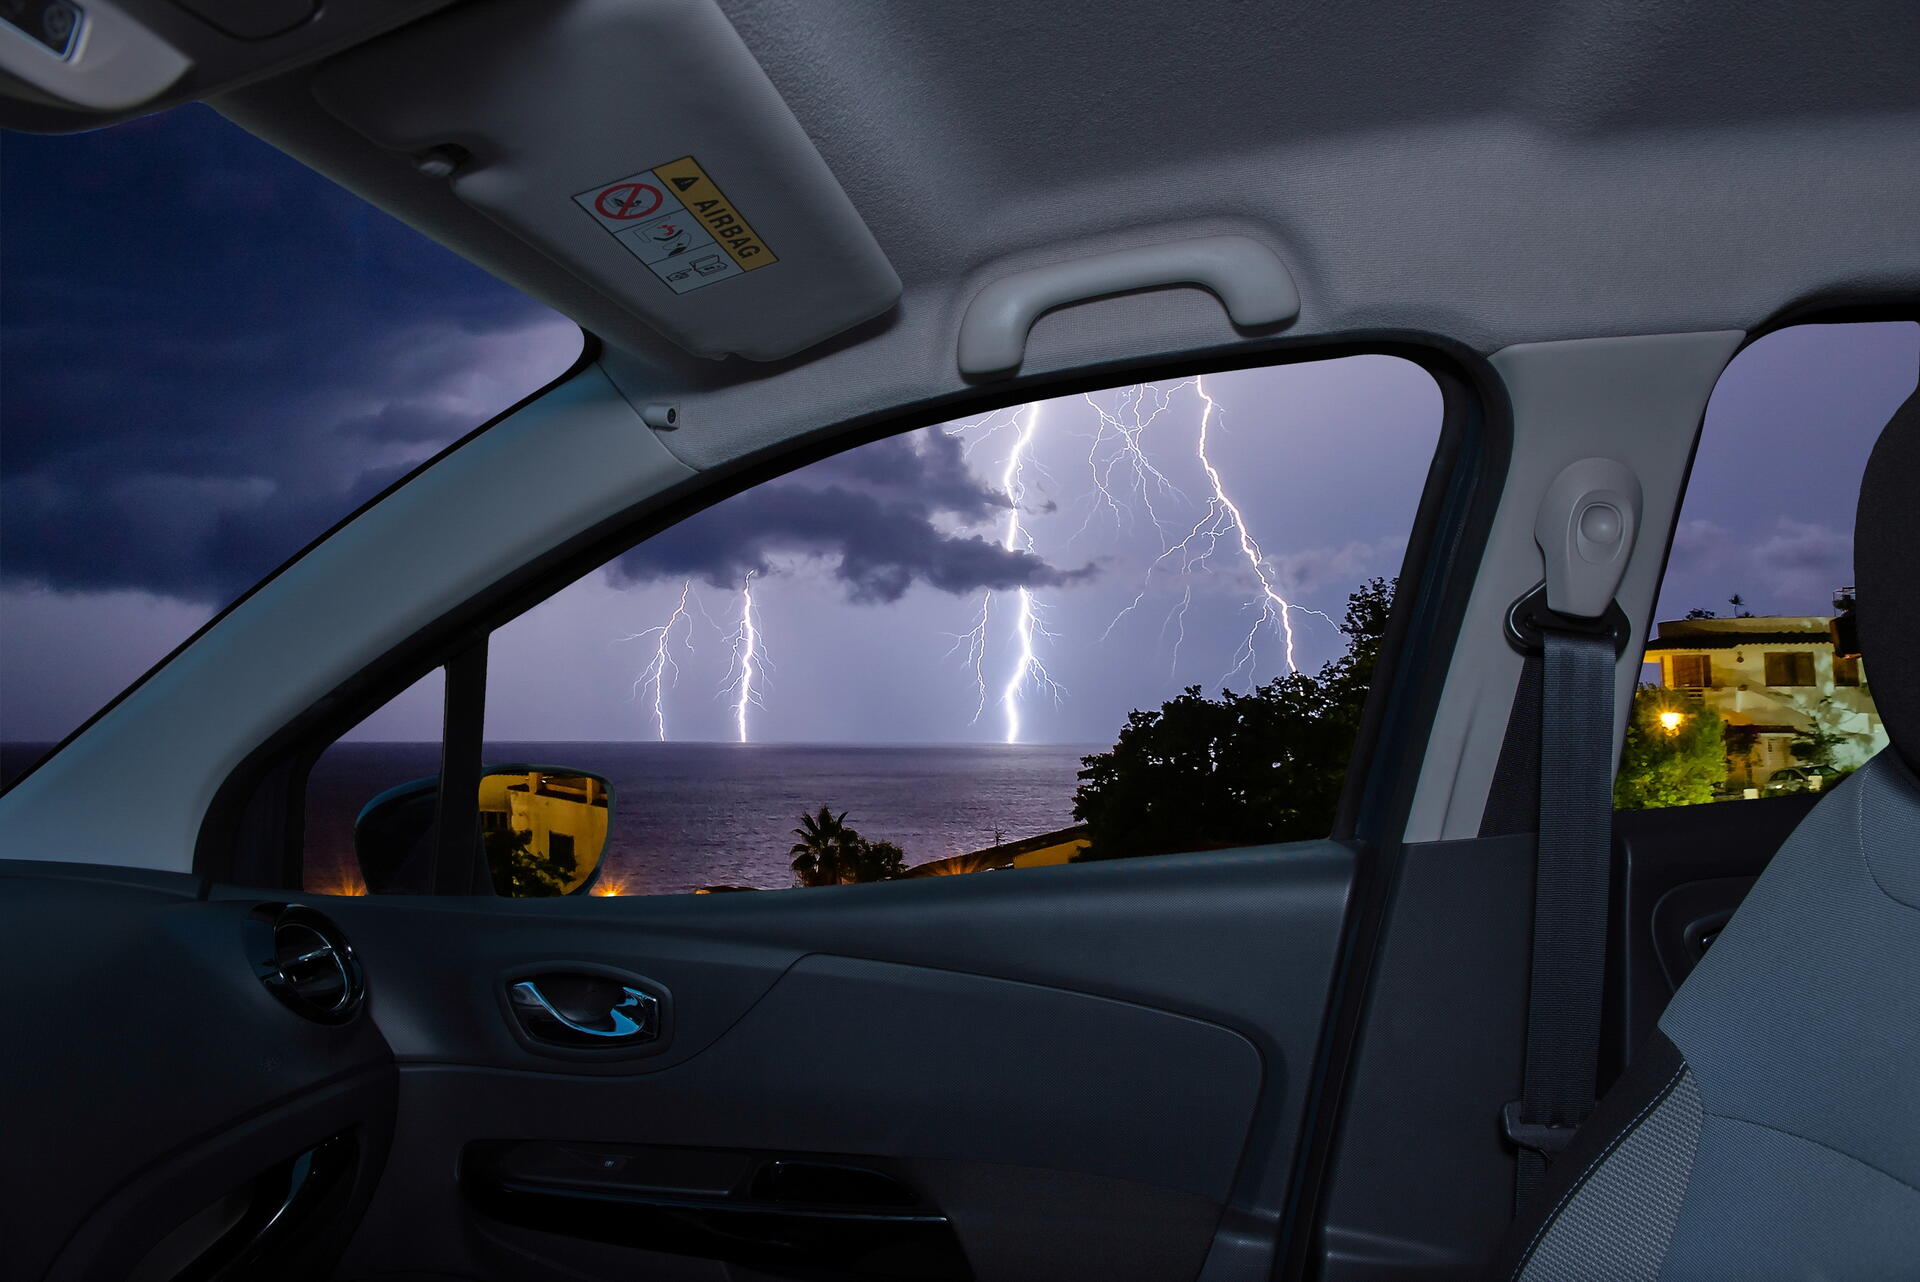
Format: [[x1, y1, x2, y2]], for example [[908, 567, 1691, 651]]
[[353, 765, 613, 897]]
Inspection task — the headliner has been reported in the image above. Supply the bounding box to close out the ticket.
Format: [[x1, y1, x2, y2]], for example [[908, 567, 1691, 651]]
[[216, 0, 1920, 466]]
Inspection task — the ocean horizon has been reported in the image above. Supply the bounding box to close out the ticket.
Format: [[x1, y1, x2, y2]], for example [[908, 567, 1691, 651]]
[[3, 740, 1099, 897]]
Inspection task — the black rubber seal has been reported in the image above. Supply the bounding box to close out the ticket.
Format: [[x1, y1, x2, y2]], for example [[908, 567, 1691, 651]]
[[1503, 581, 1632, 658]]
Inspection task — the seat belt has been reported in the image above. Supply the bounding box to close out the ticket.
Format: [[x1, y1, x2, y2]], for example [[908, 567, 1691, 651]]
[[1501, 459, 1642, 1209]]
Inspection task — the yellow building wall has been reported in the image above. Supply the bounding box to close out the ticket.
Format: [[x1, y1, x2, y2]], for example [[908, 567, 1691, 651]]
[[479, 771, 609, 892], [1010, 836, 1091, 868]]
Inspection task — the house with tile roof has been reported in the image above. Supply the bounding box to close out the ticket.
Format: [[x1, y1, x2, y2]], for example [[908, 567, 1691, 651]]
[[1643, 597, 1887, 789]]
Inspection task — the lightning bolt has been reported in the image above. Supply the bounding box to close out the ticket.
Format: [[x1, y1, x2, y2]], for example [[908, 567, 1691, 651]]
[[945, 403, 1061, 738], [1077, 382, 1189, 542], [1186, 375, 1301, 680], [1088, 380, 1198, 646], [943, 593, 992, 723], [942, 408, 1020, 725], [722, 571, 764, 743], [1161, 582, 1194, 679], [1104, 376, 1333, 686], [945, 378, 1345, 733], [994, 401, 1063, 744], [617, 579, 694, 741]]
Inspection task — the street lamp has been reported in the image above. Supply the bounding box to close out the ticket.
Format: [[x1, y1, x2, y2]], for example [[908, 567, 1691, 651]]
[[1659, 710, 1685, 734]]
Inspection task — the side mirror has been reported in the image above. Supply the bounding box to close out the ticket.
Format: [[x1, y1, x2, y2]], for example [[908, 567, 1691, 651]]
[[352, 775, 438, 894], [352, 765, 613, 897]]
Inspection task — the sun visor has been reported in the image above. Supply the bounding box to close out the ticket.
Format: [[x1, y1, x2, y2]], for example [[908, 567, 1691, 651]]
[[311, 0, 900, 362]]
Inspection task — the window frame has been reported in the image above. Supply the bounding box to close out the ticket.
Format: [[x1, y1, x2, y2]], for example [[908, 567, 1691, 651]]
[[1670, 653, 1712, 688], [201, 332, 1509, 895], [1615, 309, 1920, 822], [1762, 650, 1817, 688]]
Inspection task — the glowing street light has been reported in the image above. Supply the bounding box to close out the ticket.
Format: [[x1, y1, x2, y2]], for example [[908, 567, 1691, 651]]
[[1659, 710, 1685, 733]]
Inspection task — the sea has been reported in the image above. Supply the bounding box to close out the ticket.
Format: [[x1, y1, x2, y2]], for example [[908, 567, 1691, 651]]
[[0, 741, 1096, 897]]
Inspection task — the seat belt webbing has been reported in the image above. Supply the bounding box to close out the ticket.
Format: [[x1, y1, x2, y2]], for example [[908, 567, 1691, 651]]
[[1508, 627, 1614, 1207]]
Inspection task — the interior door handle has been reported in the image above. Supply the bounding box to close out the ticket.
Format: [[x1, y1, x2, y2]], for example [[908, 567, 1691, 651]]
[[507, 975, 659, 1047]]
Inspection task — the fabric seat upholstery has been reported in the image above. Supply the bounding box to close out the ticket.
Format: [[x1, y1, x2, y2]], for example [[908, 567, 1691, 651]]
[[1493, 375, 1920, 1281]]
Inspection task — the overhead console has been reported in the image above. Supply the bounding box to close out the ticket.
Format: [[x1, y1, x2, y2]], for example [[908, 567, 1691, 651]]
[[0, 0, 455, 128], [309, 0, 902, 361]]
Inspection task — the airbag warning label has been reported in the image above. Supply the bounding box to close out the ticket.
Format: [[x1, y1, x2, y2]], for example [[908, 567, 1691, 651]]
[[572, 156, 778, 295]]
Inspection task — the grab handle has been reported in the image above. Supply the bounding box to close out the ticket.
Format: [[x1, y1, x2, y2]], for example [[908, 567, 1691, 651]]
[[956, 234, 1298, 377]]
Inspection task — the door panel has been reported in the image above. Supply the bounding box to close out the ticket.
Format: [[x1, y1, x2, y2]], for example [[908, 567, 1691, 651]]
[[0, 818, 1352, 1281], [451, 1149, 1226, 1282], [0, 863, 397, 1282], [1315, 835, 1534, 1280], [1609, 793, 1817, 1076], [371, 960, 1256, 1282], [1317, 797, 1819, 1280], [392, 954, 1260, 1192], [290, 905, 802, 1077], [303, 840, 1356, 1281]]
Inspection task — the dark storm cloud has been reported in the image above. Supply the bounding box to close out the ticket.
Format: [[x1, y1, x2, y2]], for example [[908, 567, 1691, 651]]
[[1664, 516, 1852, 615], [0, 105, 576, 605], [1, 462, 417, 603], [610, 429, 1094, 603], [799, 428, 1006, 519]]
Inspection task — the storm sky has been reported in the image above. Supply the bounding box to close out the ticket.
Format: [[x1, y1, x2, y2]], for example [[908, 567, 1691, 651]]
[[1654, 322, 1918, 622], [1, 105, 581, 742], [485, 367, 1439, 746], [2, 107, 1915, 746]]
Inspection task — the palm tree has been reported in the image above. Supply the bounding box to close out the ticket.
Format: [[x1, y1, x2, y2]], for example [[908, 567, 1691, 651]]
[[791, 806, 855, 887]]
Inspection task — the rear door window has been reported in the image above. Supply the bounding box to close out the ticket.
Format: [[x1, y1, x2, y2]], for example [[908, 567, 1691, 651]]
[[1618, 321, 1919, 809]]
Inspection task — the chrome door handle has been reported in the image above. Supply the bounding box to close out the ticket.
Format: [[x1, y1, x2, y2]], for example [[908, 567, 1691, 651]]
[[508, 977, 659, 1046]]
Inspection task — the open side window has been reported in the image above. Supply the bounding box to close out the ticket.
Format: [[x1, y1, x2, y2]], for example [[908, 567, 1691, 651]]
[[287, 355, 1451, 901]]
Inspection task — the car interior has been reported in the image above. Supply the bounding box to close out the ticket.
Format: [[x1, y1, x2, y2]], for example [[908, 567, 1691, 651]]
[[2, 1, 1918, 1280]]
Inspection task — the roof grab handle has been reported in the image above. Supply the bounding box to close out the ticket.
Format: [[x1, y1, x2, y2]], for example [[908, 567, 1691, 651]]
[[956, 234, 1299, 378]]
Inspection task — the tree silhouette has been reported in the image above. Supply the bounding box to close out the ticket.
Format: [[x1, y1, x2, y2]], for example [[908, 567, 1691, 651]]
[[790, 807, 909, 887], [1072, 578, 1392, 861], [790, 806, 857, 887], [1685, 591, 1757, 620], [842, 839, 909, 884]]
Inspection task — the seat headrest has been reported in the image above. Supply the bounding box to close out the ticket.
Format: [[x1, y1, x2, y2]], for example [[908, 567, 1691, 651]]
[[1855, 378, 1920, 775]]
